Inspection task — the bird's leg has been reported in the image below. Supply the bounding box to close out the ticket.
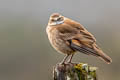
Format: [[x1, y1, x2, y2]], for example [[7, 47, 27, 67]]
[[67, 54, 74, 63], [61, 54, 69, 64]]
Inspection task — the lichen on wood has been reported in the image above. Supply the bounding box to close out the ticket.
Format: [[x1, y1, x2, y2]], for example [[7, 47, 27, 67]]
[[53, 63, 97, 80]]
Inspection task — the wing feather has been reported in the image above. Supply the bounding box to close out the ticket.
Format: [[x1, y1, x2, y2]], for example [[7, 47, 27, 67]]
[[55, 18, 112, 64]]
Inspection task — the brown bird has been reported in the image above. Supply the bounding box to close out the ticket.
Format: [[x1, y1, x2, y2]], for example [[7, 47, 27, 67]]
[[46, 13, 112, 64]]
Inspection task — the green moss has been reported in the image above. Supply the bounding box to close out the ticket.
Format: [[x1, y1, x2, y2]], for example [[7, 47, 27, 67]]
[[74, 63, 97, 80], [53, 63, 97, 80]]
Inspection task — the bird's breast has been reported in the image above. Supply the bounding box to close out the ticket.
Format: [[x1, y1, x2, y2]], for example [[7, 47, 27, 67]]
[[46, 26, 74, 54]]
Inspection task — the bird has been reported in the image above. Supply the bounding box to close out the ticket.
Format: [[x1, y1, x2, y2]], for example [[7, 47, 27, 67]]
[[46, 13, 112, 64]]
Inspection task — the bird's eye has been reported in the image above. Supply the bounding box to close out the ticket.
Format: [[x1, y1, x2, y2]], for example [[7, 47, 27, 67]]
[[57, 17, 62, 21]]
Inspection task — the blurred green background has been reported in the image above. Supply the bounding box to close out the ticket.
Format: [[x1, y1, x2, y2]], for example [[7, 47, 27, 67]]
[[0, 0, 120, 80]]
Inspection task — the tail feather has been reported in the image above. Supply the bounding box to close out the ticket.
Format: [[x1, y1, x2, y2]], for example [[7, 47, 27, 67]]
[[98, 54, 112, 64], [93, 44, 112, 64], [70, 41, 112, 64]]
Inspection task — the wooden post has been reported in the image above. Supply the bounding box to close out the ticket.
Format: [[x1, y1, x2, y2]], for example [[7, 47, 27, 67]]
[[53, 63, 97, 80]]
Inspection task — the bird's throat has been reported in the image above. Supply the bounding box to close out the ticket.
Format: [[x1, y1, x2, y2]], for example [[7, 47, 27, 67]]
[[50, 21, 64, 26]]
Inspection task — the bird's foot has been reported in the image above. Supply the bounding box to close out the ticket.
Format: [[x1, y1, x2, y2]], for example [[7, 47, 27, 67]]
[[67, 58, 73, 64], [67, 60, 72, 63], [59, 61, 66, 65]]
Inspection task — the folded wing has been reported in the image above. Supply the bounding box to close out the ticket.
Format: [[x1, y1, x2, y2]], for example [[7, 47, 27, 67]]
[[57, 22, 112, 64]]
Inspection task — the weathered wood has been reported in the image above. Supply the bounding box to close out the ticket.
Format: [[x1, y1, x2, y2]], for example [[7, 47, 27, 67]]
[[53, 63, 97, 80]]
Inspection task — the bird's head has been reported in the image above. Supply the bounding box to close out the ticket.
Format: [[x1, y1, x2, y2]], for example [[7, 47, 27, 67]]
[[48, 13, 64, 26]]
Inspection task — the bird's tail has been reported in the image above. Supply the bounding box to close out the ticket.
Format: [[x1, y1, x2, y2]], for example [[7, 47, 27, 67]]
[[70, 39, 112, 64], [93, 44, 112, 64]]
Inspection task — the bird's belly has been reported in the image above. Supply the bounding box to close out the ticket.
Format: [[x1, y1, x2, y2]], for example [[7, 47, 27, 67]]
[[48, 34, 74, 55]]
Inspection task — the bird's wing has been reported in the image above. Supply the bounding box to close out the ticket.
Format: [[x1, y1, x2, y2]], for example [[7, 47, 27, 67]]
[[57, 23, 112, 64], [64, 18, 96, 42], [57, 25, 98, 55], [57, 22, 95, 48]]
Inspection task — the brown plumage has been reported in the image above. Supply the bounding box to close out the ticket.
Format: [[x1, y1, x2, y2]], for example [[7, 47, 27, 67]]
[[46, 13, 112, 64]]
